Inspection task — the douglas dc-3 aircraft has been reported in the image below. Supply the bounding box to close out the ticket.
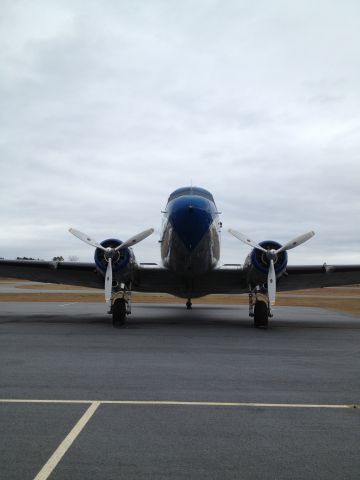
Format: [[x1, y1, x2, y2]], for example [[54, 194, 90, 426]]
[[1, 186, 360, 328]]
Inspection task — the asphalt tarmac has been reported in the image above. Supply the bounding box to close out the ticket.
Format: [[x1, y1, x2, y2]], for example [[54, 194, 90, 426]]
[[0, 302, 359, 479]]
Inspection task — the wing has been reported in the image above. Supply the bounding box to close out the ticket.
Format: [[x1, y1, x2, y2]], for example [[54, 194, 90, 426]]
[[0, 259, 103, 289], [1, 259, 359, 296], [278, 264, 360, 291]]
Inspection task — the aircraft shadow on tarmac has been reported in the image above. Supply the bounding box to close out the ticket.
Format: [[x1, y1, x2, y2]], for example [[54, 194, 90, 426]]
[[0, 304, 358, 329]]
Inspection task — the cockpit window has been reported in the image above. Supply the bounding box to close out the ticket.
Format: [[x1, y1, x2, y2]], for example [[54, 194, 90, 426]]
[[168, 187, 214, 203]]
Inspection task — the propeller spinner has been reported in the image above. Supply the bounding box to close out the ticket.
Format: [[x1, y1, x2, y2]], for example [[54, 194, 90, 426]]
[[69, 227, 154, 302], [229, 229, 315, 305]]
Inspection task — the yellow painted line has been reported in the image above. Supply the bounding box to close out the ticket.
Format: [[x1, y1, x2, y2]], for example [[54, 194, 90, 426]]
[[33, 401, 100, 480], [0, 399, 358, 409]]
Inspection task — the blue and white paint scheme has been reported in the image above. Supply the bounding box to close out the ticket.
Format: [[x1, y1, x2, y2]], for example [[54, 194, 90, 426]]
[[160, 187, 222, 276]]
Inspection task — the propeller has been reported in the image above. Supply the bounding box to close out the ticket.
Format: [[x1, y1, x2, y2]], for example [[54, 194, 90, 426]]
[[228, 229, 267, 252], [229, 229, 315, 305], [69, 227, 154, 302]]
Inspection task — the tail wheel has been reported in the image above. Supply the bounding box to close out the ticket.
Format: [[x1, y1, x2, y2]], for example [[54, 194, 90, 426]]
[[254, 301, 269, 329], [113, 298, 126, 327]]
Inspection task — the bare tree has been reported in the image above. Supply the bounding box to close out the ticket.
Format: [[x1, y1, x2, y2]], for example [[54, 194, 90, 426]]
[[68, 255, 79, 262]]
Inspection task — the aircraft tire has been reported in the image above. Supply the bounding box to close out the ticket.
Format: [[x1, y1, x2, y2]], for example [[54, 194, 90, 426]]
[[112, 299, 126, 327], [254, 301, 269, 329]]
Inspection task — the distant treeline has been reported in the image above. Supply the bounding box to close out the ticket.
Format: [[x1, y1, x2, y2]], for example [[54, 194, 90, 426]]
[[10, 256, 76, 262], [16, 256, 42, 261]]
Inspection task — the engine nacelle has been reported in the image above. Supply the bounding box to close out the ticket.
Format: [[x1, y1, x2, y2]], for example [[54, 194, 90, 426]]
[[244, 240, 288, 286], [94, 238, 134, 276]]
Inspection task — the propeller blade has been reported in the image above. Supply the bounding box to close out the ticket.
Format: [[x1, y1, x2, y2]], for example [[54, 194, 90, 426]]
[[115, 228, 154, 251], [268, 258, 276, 306], [69, 228, 106, 251], [276, 231, 315, 253], [104, 257, 112, 302], [228, 229, 267, 252]]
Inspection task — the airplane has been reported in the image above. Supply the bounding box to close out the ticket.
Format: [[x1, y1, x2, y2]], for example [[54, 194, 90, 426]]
[[1, 186, 360, 328]]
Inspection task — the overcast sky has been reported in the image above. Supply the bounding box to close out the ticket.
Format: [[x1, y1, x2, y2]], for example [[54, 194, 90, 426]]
[[1, 0, 359, 265]]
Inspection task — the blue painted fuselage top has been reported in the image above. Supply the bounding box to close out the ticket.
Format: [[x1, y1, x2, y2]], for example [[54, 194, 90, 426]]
[[161, 187, 221, 275]]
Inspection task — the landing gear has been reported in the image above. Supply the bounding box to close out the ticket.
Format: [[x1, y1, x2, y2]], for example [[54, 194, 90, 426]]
[[112, 298, 126, 327], [254, 301, 269, 329], [249, 287, 271, 329], [186, 299, 192, 310], [110, 283, 132, 327]]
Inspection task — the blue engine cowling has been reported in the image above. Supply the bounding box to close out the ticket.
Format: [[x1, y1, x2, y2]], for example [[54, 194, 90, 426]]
[[244, 240, 288, 286], [94, 238, 133, 275]]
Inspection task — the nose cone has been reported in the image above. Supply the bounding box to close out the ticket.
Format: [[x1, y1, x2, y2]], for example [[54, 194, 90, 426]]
[[168, 196, 213, 250]]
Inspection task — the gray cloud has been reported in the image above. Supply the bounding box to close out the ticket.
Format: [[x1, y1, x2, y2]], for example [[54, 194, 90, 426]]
[[1, 0, 359, 265]]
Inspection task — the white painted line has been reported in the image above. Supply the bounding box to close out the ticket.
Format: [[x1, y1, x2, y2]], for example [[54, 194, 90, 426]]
[[0, 399, 358, 409], [0, 399, 91, 404], [32, 401, 100, 480], [101, 400, 358, 409], [58, 303, 78, 307]]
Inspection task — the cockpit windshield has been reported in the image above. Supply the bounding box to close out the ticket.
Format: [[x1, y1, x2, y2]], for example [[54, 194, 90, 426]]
[[167, 187, 214, 203]]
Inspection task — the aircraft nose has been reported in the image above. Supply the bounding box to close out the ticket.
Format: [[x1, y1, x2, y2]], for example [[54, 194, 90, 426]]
[[169, 197, 213, 250]]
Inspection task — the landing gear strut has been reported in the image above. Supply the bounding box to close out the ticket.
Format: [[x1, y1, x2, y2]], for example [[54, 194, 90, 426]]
[[249, 287, 271, 329], [186, 299, 192, 310], [110, 283, 131, 327]]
